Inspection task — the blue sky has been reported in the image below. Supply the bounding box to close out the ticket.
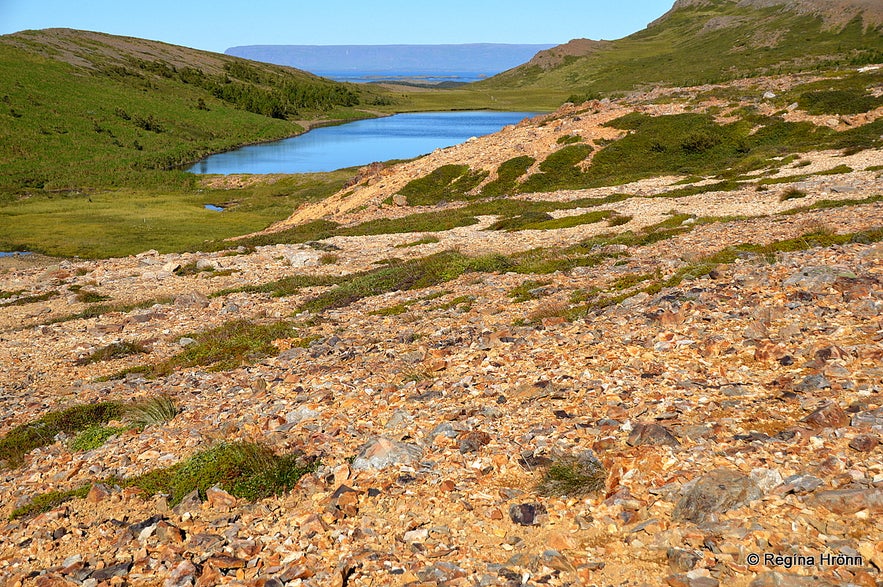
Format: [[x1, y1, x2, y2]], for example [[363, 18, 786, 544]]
[[0, 0, 674, 52]]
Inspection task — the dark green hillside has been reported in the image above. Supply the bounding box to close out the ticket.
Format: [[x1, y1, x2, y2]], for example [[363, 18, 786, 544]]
[[0, 29, 388, 191], [480, 0, 883, 95]]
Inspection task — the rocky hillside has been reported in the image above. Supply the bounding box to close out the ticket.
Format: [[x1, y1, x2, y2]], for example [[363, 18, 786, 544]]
[[481, 0, 883, 94], [1, 63, 882, 586], [660, 0, 883, 29]]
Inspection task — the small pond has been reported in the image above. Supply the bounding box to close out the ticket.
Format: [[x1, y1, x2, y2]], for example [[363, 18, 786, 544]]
[[187, 111, 538, 175]]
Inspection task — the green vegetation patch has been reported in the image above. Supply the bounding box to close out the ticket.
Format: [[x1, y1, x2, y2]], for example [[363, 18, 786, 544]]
[[131, 320, 297, 377], [75, 341, 149, 366], [122, 441, 317, 505], [45, 296, 174, 325], [1, 172, 354, 259], [431, 295, 475, 312], [297, 250, 509, 314], [0, 402, 124, 468], [0, 290, 59, 307], [518, 144, 594, 193], [125, 395, 179, 428], [396, 164, 488, 206], [480, 156, 536, 198], [798, 90, 883, 116], [11, 442, 318, 518], [10, 486, 91, 519], [395, 235, 440, 248], [779, 188, 807, 201], [509, 280, 552, 303], [509, 209, 615, 231], [70, 425, 128, 452], [779, 194, 883, 215]]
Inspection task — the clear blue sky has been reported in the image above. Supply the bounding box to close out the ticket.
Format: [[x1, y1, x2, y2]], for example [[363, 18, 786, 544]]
[[0, 0, 674, 52]]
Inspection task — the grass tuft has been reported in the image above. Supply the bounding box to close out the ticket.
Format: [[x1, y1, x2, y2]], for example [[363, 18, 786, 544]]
[[537, 452, 606, 497], [124, 395, 178, 428], [779, 187, 807, 201]]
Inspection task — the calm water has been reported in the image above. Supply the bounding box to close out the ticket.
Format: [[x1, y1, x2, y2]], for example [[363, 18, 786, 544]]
[[187, 111, 537, 175]]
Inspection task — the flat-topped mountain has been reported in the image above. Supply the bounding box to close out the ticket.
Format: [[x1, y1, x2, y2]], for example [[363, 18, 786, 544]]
[[225, 44, 557, 80]]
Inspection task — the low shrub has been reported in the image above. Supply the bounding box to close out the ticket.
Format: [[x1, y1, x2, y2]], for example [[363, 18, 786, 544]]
[[537, 452, 606, 497], [74, 341, 148, 366], [70, 425, 127, 451]]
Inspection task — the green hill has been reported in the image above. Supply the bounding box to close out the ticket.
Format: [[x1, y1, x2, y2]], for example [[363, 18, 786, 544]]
[[0, 29, 389, 191], [480, 0, 883, 97]]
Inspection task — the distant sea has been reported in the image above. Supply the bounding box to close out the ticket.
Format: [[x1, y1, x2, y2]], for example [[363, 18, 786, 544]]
[[313, 71, 492, 84], [225, 44, 555, 85]]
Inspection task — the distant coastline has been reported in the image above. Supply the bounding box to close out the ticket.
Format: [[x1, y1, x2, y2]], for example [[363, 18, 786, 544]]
[[312, 71, 492, 85]]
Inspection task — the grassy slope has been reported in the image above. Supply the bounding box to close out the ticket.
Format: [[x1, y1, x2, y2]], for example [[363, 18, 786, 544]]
[[479, 1, 883, 96], [0, 29, 386, 191]]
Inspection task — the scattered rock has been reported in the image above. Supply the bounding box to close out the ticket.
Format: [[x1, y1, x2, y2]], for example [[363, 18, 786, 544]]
[[205, 486, 237, 510]]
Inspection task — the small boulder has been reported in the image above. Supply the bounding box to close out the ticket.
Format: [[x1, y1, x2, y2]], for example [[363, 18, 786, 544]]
[[627, 423, 681, 447], [509, 502, 548, 526], [848, 434, 879, 452], [351, 437, 422, 470], [811, 487, 883, 514], [673, 469, 762, 523], [205, 486, 237, 511], [801, 402, 848, 429]]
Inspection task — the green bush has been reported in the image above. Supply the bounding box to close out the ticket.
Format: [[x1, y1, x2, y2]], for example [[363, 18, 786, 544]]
[[779, 187, 807, 201], [140, 320, 298, 376], [74, 341, 148, 365], [125, 395, 178, 428], [11, 442, 319, 517], [518, 144, 593, 193]]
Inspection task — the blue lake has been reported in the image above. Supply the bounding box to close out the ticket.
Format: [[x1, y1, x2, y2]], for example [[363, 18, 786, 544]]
[[187, 111, 537, 175]]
